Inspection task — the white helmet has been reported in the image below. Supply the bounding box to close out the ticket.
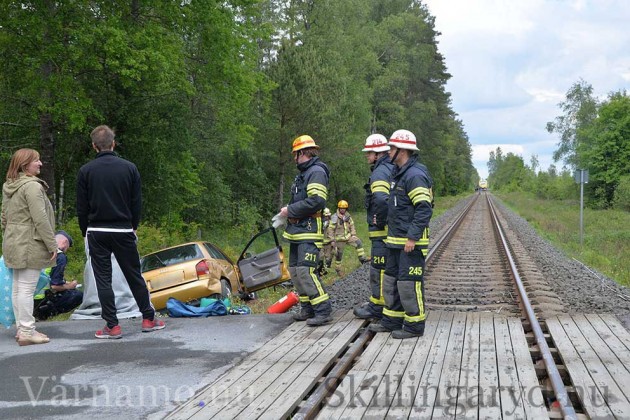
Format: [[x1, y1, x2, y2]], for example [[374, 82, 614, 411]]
[[362, 134, 390, 152], [389, 129, 418, 151]]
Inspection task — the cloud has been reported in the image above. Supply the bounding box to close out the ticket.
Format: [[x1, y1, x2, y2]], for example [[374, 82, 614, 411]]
[[424, 0, 630, 179]]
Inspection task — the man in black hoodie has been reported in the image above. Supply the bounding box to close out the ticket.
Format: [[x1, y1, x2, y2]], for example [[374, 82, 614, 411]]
[[77, 125, 165, 339]]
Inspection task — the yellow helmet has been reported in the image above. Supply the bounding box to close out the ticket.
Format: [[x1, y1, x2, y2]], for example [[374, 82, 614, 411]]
[[337, 200, 349, 209], [292, 135, 319, 152], [323, 208, 331, 216]]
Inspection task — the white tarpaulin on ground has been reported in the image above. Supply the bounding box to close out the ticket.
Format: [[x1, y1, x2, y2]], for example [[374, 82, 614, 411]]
[[70, 237, 142, 320]]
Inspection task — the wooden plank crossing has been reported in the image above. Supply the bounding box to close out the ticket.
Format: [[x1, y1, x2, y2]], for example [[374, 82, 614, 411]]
[[166, 310, 550, 419], [318, 311, 547, 419], [546, 313, 630, 419], [166, 310, 366, 420]]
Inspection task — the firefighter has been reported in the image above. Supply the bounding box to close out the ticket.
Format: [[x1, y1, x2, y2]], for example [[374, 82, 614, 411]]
[[279, 135, 332, 327], [368, 129, 433, 339], [353, 134, 394, 321], [316, 208, 333, 276], [326, 200, 368, 276]]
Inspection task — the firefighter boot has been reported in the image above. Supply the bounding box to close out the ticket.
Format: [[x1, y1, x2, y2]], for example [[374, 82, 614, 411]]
[[357, 248, 369, 264], [392, 324, 425, 339], [353, 302, 382, 320], [293, 303, 315, 321], [307, 301, 333, 327]]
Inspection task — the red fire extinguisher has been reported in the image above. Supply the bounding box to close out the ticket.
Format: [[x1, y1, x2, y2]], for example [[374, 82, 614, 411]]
[[267, 291, 299, 314]]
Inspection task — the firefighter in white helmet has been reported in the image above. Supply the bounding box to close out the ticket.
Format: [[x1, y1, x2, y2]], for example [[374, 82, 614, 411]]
[[368, 129, 434, 339], [353, 133, 394, 321], [325, 200, 368, 276], [279, 135, 333, 326]]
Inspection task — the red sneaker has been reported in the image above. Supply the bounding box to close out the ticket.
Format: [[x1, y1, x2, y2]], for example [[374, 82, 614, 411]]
[[95, 325, 122, 339], [142, 318, 166, 332]]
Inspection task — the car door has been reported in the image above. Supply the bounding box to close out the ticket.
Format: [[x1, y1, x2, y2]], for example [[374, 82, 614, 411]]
[[237, 227, 290, 292]]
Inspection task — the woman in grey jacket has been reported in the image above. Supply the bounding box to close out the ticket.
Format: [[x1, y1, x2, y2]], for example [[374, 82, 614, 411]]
[[2, 149, 57, 346]]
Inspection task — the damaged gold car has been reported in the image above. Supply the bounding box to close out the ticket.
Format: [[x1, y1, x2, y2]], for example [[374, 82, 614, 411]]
[[141, 228, 290, 310]]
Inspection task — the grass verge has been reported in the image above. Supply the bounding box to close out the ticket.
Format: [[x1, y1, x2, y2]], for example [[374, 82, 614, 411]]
[[497, 192, 629, 287]]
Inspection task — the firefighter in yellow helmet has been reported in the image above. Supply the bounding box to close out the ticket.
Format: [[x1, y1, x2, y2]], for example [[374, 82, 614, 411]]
[[279, 135, 332, 326], [316, 208, 333, 276], [368, 129, 434, 339], [325, 200, 369, 276]]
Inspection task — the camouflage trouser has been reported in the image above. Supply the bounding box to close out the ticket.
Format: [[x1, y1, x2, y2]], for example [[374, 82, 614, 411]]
[[332, 236, 366, 269], [380, 247, 426, 334], [321, 241, 334, 267]]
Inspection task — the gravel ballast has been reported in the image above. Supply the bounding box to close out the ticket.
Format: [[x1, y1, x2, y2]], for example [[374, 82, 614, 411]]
[[325, 195, 630, 328]]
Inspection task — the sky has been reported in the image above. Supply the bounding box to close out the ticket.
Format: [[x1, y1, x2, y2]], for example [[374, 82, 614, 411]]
[[422, 0, 630, 180]]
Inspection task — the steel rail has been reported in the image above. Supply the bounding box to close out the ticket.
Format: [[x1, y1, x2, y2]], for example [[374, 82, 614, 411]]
[[486, 194, 577, 420], [293, 327, 373, 419], [426, 194, 478, 262], [296, 193, 577, 419], [295, 195, 478, 419]]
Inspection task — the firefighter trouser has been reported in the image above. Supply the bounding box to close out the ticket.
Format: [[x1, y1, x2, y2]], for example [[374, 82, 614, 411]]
[[332, 236, 366, 270], [288, 242, 331, 314], [380, 247, 426, 334], [367, 239, 387, 309]]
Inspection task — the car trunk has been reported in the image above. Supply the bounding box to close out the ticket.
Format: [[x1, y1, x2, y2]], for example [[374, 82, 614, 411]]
[[144, 262, 200, 292]]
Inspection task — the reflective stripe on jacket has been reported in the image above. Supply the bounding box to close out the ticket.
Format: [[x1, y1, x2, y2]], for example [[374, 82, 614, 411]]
[[283, 157, 330, 244], [385, 155, 433, 254], [365, 155, 394, 240]]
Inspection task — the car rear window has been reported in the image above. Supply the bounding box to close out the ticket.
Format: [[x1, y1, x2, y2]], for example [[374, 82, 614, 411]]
[[203, 243, 233, 264], [141, 244, 204, 273]]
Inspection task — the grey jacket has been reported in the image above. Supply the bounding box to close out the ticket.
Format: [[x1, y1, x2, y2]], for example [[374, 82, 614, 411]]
[[2, 173, 57, 269]]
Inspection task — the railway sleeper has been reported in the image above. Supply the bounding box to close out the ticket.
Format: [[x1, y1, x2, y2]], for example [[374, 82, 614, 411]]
[[541, 382, 588, 418]]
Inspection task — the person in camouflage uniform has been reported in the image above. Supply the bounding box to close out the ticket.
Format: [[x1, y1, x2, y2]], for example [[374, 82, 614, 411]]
[[326, 200, 368, 276]]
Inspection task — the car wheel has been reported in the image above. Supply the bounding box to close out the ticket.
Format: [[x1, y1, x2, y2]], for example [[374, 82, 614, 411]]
[[220, 279, 232, 299]]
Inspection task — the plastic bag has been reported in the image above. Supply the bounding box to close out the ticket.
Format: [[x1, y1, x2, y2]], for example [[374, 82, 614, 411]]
[[166, 297, 228, 317], [0, 257, 51, 328], [0, 257, 14, 328]]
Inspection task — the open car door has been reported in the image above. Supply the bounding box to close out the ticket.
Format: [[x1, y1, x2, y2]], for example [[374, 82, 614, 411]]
[[237, 227, 290, 293]]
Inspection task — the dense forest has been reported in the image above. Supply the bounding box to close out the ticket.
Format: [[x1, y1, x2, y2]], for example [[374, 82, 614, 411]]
[[487, 80, 630, 211], [0, 0, 476, 234]]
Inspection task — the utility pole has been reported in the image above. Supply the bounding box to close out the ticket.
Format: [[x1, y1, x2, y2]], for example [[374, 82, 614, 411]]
[[574, 169, 589, 246]]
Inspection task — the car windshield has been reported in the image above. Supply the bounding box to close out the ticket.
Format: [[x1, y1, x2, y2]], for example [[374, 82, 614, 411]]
[[141, 244, 204, 273]]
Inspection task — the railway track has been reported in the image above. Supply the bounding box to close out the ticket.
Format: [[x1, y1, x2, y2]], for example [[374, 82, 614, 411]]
[[425, 193, 566, 316], [295, 193, 583, 419], [170, 193, 618, 419]]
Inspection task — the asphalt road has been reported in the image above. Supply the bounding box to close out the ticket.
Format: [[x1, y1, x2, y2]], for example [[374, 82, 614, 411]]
[[0, 313, 294, 419]]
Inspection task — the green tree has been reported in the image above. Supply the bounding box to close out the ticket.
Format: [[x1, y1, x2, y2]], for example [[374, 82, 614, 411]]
[[546, 79, 598, 168], [579, 91, 630, 208], [1, 0, 267, 228]]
